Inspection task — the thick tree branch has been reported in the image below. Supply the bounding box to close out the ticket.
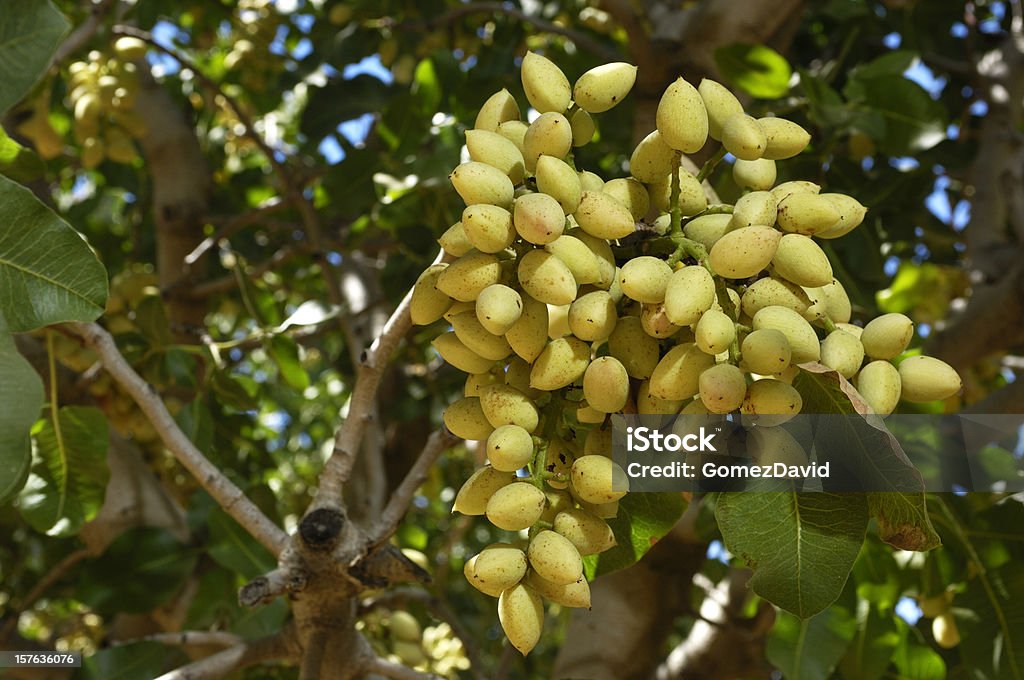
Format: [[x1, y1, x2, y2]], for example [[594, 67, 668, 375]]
[[928, 23, 1024, 369], [67, 322, 287, 556], [314, 250, 452, 508], [298, 630, 326, 680], [655, 569, 774, 680]]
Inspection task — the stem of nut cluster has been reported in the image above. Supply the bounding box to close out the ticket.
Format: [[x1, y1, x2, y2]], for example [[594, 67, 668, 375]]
[[668, 233, 711, 268], [696, 147, 727, 183], [529, 437, 548, 491], [821, 315, 839, 333], [690, 204, 734, 218], [669, 151, 683, 236]]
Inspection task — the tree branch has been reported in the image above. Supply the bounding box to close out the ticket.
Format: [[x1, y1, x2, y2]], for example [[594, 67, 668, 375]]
[[67, 322, 287, 556], [396, 2, 621, 62], [314, 250, 452, 508], [369, 429, 458, 546], [153, 633, 293, 680], [116, 631, 244, 648], [238, 565, 308, 608], [298, 630, 326, 680], [181, 199, 287, 271], [49, 0, 119, 70]]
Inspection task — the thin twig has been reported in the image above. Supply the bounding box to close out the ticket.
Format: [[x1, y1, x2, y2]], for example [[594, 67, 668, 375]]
[[0, 548, 90, 639], [395, 2, 620, 62], [369, 429, 458, 545], [367, 655, 444, 680], [67, 322, 288, 556], [153, 633, 293, 680], [183, 200, 286, 268], [314, 250, 452, 507], [116, 631, 244, 648]]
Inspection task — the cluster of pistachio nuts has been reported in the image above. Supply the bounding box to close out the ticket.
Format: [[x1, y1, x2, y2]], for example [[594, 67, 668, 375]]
[[66, 38, 149, 168], [410, 53, 962, 655]]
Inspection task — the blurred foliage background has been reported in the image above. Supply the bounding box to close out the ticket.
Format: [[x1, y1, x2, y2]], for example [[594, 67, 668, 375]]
[[2, 0, 1024, 678]]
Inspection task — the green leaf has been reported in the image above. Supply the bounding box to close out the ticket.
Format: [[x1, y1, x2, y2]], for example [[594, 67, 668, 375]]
[[268, 334, 309, 390], [717, 491, 868, 618], [582, 492, 686, 579], [958, 562, 1024, 679], [19, 405, 109, 536], [0, 174, 108, 332], [714, 43, 793, 99], [0, 128, 45, 183], [77, 527, 198, 615], [0, 0, 69, 116], [845, 74, 946, 155], [207, 507, 276, 579], [81, 641, 179, 680], [850, 50, 921, 79], [794, 364, 940, 552], [838, 600, 901, 680], [0, 326, 43, 504], [767, 605, 857, 679]]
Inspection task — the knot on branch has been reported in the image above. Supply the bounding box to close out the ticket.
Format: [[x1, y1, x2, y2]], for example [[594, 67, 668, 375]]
[[299, 508, 345, 551]]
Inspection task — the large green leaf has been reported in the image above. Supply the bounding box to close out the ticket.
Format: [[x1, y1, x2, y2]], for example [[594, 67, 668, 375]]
[[19, 405, 109, 536], [0, 325, 43, 504], [717, 490, 868, 618], [0, 0, 69, 116], [207, 506, 276, 579], [767, 605, 857, 679], [582, 492, 686, 579], [77, 527, 199, 615], [794, 364, 940, 551], [0, 174, 108, 332], [714, 43, 792, 99]]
